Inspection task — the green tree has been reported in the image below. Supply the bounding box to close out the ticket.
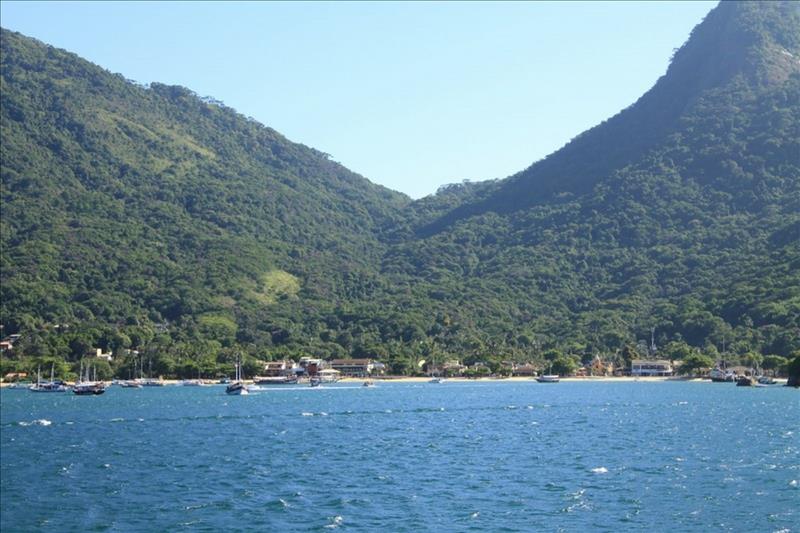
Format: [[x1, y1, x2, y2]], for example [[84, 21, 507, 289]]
[[787, 354, 800, 388], [678, 354, 715, 376], [762, 355, 788, 377], [551, 356, 578, 376]]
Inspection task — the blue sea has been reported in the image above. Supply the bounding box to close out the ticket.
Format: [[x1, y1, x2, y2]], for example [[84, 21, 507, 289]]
[[1, 381, 798, 532]]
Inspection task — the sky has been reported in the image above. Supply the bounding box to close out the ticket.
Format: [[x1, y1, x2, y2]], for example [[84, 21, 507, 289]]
[[0, 1, 717, 199]]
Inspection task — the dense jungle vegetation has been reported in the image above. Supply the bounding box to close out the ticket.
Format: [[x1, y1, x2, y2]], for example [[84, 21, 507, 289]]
[[1, 1, 798, 380]]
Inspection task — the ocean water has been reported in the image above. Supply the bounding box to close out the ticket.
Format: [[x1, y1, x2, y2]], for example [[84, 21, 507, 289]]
[[1, 381, 798, 532]]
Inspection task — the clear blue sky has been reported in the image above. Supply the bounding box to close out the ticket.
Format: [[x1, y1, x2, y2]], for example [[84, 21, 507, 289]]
[[1, 1, 717, 198]]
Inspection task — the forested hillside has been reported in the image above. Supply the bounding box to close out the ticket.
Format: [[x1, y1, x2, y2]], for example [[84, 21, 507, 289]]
[[1, 1, 798, 379], [386, 1, 800, 373], [0, 27, 410, 376]]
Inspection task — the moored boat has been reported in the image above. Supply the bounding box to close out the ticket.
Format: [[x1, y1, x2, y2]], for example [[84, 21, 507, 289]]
[[709, 368, 735, 382], [253, 375, 297, 386], [73, 382, 106, 395], [73, 361, 107, 395], [29, 380, 69, 392], [536, 374, 560, 383], [139, 377, 165, 387], [29, 365, 69, 393]]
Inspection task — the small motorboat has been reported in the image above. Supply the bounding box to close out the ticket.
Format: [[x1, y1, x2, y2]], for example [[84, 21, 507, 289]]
[[253, 375, 298, 386], [139, 377, 165, 387], [536, 375, 560, 383], [225, 381, 249, 395]]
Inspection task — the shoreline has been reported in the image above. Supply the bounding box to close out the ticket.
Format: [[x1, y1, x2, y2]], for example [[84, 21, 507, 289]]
[[341, 376, 700, 383], [1, 376, 789, 387]]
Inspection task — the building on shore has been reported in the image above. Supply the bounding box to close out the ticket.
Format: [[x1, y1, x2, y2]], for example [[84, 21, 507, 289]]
[[263, 360, 294, 377], [631, 359, 673, 377], [330, 358, 375, 377], [590, 357, 614, 376], [428, 359, 466, 377], [512, 364, 538, 377], [318, 368, 341, 383], [0, 334, 22, 353], [297, 357, 324, 376]]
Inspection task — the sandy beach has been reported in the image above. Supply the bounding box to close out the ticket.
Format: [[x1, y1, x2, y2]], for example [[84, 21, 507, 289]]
[[340, 376, 700, 383]]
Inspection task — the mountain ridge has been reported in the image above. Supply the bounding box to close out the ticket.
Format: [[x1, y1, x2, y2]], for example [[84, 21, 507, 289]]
[[1, 1, 798, 379], [417, 0, 800, 236]]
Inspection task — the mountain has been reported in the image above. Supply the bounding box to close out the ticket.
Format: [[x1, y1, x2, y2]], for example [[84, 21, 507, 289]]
[[421, 0, 800, 230], [394, 0, 800, 362], [1, 1, 798, 378], [0, 27, 409, 369]]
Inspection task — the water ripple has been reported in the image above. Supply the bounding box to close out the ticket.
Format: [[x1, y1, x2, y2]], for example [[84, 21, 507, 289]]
[[2, 382, 798, 532]]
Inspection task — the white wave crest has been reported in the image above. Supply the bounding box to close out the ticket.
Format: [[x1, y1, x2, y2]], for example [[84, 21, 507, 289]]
[[19, 419, 52, 427], [324, 515, 344, 529]]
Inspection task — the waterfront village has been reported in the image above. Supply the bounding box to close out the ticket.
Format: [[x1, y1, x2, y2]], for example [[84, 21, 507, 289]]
[[1, 330, 787, 390]]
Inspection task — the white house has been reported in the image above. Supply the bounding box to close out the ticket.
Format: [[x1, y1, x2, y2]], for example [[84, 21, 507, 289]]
[[631, 359, 673, 377], [94, 348, 113, 362]]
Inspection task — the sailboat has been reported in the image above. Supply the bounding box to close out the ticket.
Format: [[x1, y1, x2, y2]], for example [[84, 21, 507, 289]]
[[428, 354, 446, 383], [225, 354, 249, 395], [120, 353, 143, 388], [140, 356, 165, 386], [73, 360, 106, 395], [536, 363, 560, 383], [181, 368, 207, 386], [29, 364, 68, 392]]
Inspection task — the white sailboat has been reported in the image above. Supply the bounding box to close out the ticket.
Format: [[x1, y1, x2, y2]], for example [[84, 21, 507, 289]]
[[428, 354, 446, 383], [140, 357, 164, 386], [29, 364, 68, 392], [120, 353, 143, 387], [536, 374, 560, 383], [536, 363, 560, 383]]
